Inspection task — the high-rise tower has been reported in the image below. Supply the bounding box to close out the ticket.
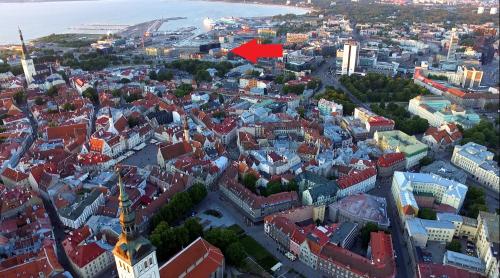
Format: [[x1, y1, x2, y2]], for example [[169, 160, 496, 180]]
[[341, 40, 359, 76], [18, 28, 37, 85], [113, 171, 160, 278]]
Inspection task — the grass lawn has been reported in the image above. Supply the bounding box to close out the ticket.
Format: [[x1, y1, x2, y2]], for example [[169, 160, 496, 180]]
[[240, 235, 278, 271], [227, 224, 245, 237]]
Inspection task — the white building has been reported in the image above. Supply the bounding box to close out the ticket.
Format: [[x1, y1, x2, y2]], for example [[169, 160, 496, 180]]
[[451, 142, 500, 193], [341, 40, 359, 76], [476, 212, 499, 278], [443, 250, 486, 275], [392, 171, 468, 219], [336, 167, 377, 198], [406, 218, 455, 247], [58, 190, 105, 229], [451, 142, 500, 192], [318, 98, 343, 116], [408, 96, 480, 129]]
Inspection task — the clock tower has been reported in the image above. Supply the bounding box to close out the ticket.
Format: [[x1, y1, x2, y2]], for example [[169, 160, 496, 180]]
[[113, 172, 160, 278]]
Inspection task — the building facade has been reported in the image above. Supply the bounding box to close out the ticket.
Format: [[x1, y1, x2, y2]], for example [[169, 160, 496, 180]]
[[341, 40, 359, 76], [451, 142, 500, 193], [374, 130, 428, 169]]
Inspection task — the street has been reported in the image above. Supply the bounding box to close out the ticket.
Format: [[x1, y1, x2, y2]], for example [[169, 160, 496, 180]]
[[198, 191, 322, 278], [312, 57, 371, 112], [370, 178, 415, 278]]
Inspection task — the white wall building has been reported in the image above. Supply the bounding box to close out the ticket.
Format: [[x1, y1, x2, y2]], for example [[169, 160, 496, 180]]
[[451, 142, 500, 193], [341, 41, 359, 76]]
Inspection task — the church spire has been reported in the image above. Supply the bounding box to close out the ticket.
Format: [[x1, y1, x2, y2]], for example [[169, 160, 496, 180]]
[[18, 27, 29, 60], [183, 115, 190, 142], [117, 169, 136, 240]]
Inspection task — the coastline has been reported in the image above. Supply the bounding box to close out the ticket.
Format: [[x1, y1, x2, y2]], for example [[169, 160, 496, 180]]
[[199, 0, 313, 13], [0, 0, 310, 44]]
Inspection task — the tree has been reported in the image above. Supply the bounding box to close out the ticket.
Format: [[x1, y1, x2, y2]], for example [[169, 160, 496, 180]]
[[82, 87, 98, 103], [462, 186, 488, 218], [149, 221, 171, 261], [446, 240, 462, 253], [174, 83, 194, 98], [120, 78, 131, 84], [184, 218, 203, 241], [286, 180, 298, 192], [307, 79, 322, 90], [242, 173, 258, 193], [283, 84, 305, 95], [419, 156, 434, 167], [111, 89, 121, 98], [158, 69, 174, 82], [360, 223, 379, 248], [205, 228, 239, 253], [266, 181, 282, 196], [127, 116, 140, 128], [149, 70, 158, 80], [13, 90, 26, 105], [226, 242, 246, 266], [34, 97, 45, 106], [62, 103, 75, 111], [188, 183, 207, 204], [418, 208, 437, 220], [195, 70, 212, 82]]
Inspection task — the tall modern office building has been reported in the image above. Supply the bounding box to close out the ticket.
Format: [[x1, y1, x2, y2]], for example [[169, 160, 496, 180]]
[[18, 28, 37, 85], [341, 40, 359, 76], [447, 28, 459, 61]]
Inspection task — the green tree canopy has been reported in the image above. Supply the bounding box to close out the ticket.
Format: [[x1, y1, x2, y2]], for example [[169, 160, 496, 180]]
[[446, 240, 462, 252]]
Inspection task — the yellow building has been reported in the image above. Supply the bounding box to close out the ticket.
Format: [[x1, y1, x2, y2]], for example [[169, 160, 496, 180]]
[[476, 212, 499, 278], [286, 33, 309, 44]]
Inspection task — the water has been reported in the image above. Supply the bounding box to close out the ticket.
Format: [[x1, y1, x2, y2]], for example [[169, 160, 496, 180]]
[[0, 0, 308, 44]]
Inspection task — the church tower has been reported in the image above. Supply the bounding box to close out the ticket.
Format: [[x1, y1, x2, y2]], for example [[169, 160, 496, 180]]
[[18, 28, 37, 86], [183, 115, 190, 142], [113, 171, 160, 278]]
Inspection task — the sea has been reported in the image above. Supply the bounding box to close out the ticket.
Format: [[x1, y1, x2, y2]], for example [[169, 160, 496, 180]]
[[0, 0, 308, 44]]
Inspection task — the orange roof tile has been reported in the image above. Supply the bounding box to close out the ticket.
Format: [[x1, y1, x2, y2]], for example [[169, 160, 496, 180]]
[[159, 237, 224, 278]]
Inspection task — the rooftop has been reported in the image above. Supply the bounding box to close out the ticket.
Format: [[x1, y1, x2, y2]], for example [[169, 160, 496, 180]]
[[329, 193, 389, 226], [159, 237, 224, 278], [375, 130, 427, 157]]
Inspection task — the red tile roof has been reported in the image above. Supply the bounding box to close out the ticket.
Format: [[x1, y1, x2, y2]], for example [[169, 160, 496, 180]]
[[158, 141, 193, 161], [319, 236, 396, 278], [159, 237, 224, 278], [377, 153, 406, 168], [67, 242, 106, 268], [224, 178, 297, 209], [47, 123, 87, 141], [370, 231, 394, 266], [423, 124, 462, 145], [417, 263, 483, 278], [0, 246, 63, 278], [337, 167, 377, 189], [368, 116, 395, 127], [1, 167, 29, 182]]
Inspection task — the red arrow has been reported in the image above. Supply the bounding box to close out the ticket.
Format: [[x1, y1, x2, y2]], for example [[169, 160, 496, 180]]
[[230, 39, 283, 64]]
